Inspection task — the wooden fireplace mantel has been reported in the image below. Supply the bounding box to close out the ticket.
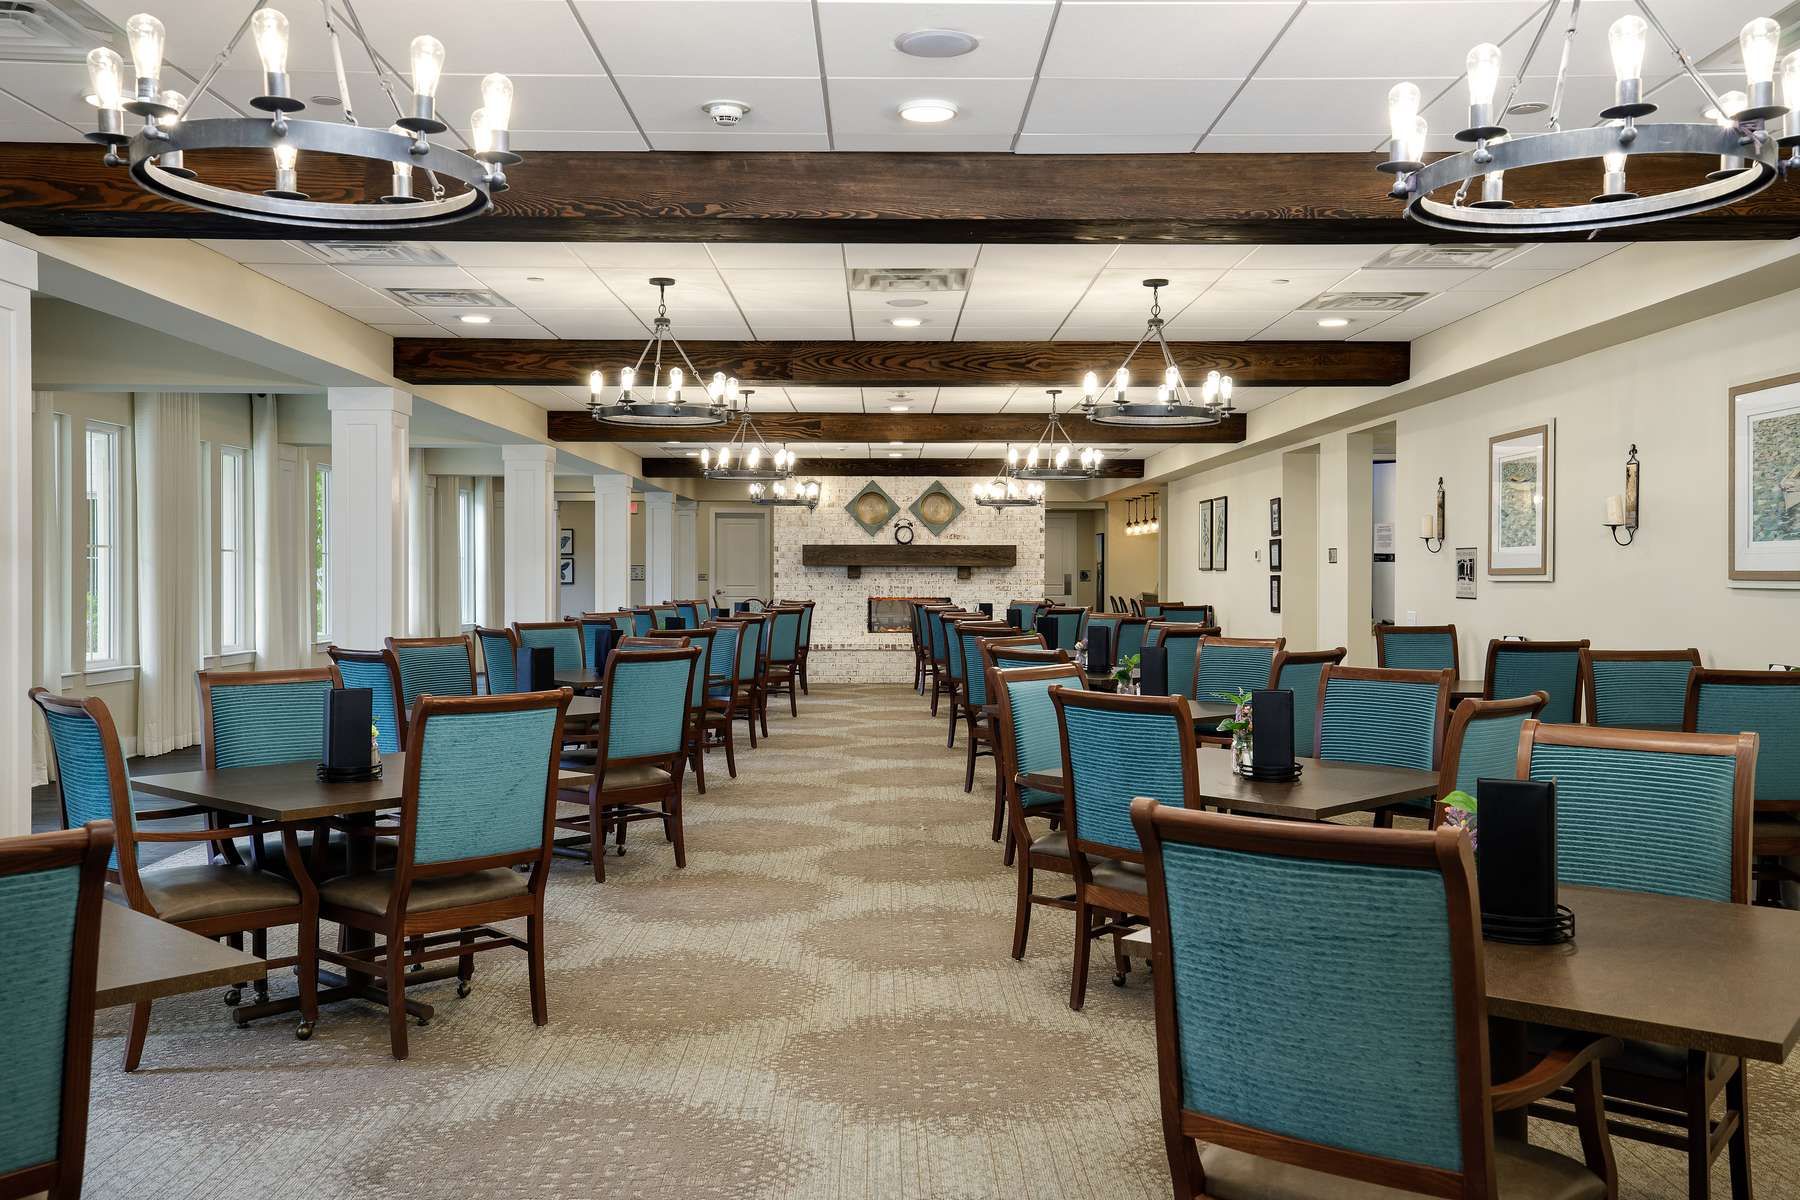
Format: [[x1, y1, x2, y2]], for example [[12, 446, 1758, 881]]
[[801, 543, 1018, 580]]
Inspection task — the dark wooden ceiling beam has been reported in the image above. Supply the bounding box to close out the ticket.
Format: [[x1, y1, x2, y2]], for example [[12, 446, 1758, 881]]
[[398, 338, 1407, 388], [5, 142, 1798, 242], [641, 456, 1145, 478], [548, 410, 1246, 445]]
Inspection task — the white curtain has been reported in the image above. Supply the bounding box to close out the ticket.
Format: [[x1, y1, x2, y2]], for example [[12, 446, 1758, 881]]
[[433, 475, 462, 634], [477, 477, 503, 628], [30, 392, 62, 783], [135, 392, 202, 756], [252, 395, 307, 669], [406, 450, 430, 637]]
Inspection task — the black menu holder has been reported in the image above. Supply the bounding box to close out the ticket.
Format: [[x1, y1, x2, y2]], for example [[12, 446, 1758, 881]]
[[1139, 644, 1170, 696], [1035, 615, 1056, 646], [1245, 689, 1299, 780], [733, 601, 750, 614], [978, 602, 994, 618], [1473, 777, 1572, 944], [588, 624, 616, 671], [1086, 626, 1112, 675], [320, 687, 378, 782], [1008, 608, 1023, 630], [516, 645, 556, 692], [666, 616, 686, 629]]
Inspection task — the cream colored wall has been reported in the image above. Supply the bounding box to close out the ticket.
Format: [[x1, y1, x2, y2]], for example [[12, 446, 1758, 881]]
[[558, 500, 595, 615], [1104, 491, 1163, 604], [1167, 458, 1285, 640]]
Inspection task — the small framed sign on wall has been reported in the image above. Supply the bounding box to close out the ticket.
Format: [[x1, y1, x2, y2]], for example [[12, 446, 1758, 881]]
[[1269, 574, 1281, 613]]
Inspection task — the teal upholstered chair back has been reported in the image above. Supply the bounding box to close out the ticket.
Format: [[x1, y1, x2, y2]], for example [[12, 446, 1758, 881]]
[[1085, 614, 1120, 651], [957, 627, 1015, 707], [1115, 619, 1147, 660], [676, 601, 701, 627], [388, 639, 476, 711], [1041, 609, 1084, 652], [927, 610, 956, 663], [707, 623, 741, 700], [1154, 630, 1204, 700], [515, 622, 584, 672], [789, 602, 813, 647], [475, 629, 518, 695], [32, 693, 131, 869], [630, 610, 656, 635], [733, 618, 764, 683], [768, 609, 802, 664], [1488, 640, 1586, 723], [1272, 651, 1344, 759], [1377, 627, 1458, 673], [1585, 651, 1696, 728], [744, 598, 767, 612], [1007, 601, 1042, 630], [1192, 639, 1280, 703], [998, 666, 1086, 807], [944, 621, 972, 687], [1318, 668, 1444, 771], [986, 644, 1059, 678], [1444, 696, 1543, 797], [1690, 673, 1799, 804], [650, 604, 679, 629], [1058, 695, 1190, 854], [201, 670, 335, 769], [409, 698, 559, 867], [1142, 603, 1165, 620], [1527, 726, 1747, 902], [674, 630, 714, 706], [579, 620, 613, 671], [330, 649, 404, 754], [603, 649, 698, 761], [1161, 605, 1210, 625], [1146, 817, 1471, 1175]]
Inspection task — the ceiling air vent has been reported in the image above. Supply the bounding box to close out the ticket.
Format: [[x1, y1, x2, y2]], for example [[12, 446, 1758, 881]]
[[0, 1, 109, 62], [1367, 244, 1526, 270], [306, 241, 454, 266], [386, 287, 509, 308], [1300, 292, 1429, 313], [848, 268, 969, 294]]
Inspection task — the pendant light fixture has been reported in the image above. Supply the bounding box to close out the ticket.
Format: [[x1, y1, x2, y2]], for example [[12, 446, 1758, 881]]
[[700, 389, 797, 482], [973, 469, 1044, 509], [587, 278, 732, 428], [1006, 389, 1104, 481], [1080, 280, 1234, 428], [749, 478, 821, 510]]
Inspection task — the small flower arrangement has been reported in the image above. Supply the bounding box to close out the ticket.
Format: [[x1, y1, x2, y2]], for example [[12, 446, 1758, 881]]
[[1440, 788, 1478, 849], [1112, 653, 1140, 687], [1215, 689, 1253, 767], [371, 723, 381, 754]]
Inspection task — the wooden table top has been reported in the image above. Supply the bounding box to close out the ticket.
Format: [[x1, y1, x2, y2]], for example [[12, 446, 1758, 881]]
[[553, 667, 604, 688], [1119, 885, 1800, 1063], [1452, 678, 1484, 699], [1023, 752, 1438, 822], [135, 755, 596, 822], [97, 902, 267, 1009], [567, 694, 602, 719]]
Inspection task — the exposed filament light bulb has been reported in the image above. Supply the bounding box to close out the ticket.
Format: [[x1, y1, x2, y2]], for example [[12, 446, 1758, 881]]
[[480, 73, 514, 132], [250, 9, 289, 75], [1608, 16, 1648, 86], [619, 367, 635, 395], [410, 35, 446, 99], [588, 369, 603, 395], [272, 141, 297, 171], [668, 366, 683, 392], [1741, 18, 1782, 87], [86, 47, 124, 111], [1082, 370, 1099, 399], [469, 108, 493, 155], [1465, 43, 1502, 108], [125, 13, 165, 93], [1387, 81, 1421, 144]]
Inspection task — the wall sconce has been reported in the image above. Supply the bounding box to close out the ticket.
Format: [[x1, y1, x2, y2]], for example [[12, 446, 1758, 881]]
[[1419, 476, 1445, 553], [1604, 445, 1640, 546]]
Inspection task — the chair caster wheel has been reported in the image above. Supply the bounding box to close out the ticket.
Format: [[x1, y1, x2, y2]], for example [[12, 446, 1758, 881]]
[[457, 980, 473, 998], [1112, 975, 1127, 988], [295, 1021, 315, 1041], [224, 988, 242, 1006]]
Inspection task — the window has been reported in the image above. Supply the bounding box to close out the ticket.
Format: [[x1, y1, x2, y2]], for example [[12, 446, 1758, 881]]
[[312, 463, 331, 641], [457, 483, 477, 626], [84, 424, 122, 667], [217, 447, 250, 653]]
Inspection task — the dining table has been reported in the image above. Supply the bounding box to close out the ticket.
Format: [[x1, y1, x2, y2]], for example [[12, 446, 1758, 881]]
[[1451, 677, 1486, 702], [96, 902, 268, 1009]]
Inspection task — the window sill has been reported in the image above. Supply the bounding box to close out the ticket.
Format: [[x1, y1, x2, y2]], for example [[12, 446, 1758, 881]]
[[61, 665, 139, 688], [204, 651, 257, 669]]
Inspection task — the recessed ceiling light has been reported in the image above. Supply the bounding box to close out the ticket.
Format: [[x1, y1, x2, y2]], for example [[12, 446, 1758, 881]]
[[888, 440, 904, 446], [459, 314, 492, 325], [888, 404, 911, 412], [889, 316, 924, 328], [525, 275, 545, 282], [1271, 278, 1290, 285], [685, 450, 699, 458], [886, 298, 928, 308], [308, 94, 341, 107], [899, 100, 958, 124], [1316, 317, 1351, 328], [895, 28, 979, 58], [887, 451, 904, 458]]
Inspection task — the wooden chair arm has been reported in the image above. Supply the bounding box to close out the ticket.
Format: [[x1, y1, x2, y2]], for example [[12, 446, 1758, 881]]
[[1491, 1035, 1621, 1112], [134, 828, 257, 845], [132, 804, 216, 822]]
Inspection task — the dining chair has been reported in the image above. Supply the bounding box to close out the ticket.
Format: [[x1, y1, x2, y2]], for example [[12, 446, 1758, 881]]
[[925, 607, 968, 719], [763, 606, 805, 719], [628, 608, 657, 635], [1375, 623, 1460, 674], [578, 614, 624, 669], [1142, 602, 1165, 620], [1128, 597, 1144, 616], [1430, 692, 1547, 829], [1485, 638, 1590, 723], [992, 663, 1087, 960], [473, 626, 520, 694], [1518, 719, 1756, 1199], [34, 690, 319, 1065], [1039, 606, 1087, 652], [776, 599, 816, 694], [645, 626, 717, 793], [1189, 636, 1283, 728], [1129, 799, 1619, 1200], [952, 621, 1018, 799], [941, 613, 981, 749], [1006, 599, 1044, 631], [700, 619, 748, 777], [327, 646, 405, 753], [557, 645, 701, 882], [674, 600, 702, 628], [513, 620, 585, 672], [723, 613, 767, 750], [1581, 648, 1700, 729], [1269, 646, 1347, 758], [907, 601, 930, 694], [1687, 668, 1800, 908], [743, 598, 768, 613], [314, 688, 570, 1059], [1158, 604, 1213, 625], [0, 822, 109, 1200], [385, 634, 479, 712], [1143, 623, 1209, 703], [648, 603, 680, 628], [1052, 688, 1199, 1011], [1316, 664, 1450, 825]]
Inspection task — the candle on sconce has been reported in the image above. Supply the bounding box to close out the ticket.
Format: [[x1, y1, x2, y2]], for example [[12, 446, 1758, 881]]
[[1421, 515, 1435, 538], [1606, 495, 1625, 525]]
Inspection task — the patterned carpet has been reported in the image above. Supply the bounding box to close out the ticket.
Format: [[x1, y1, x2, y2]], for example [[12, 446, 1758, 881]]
[[82, 683, 1797, 1199]]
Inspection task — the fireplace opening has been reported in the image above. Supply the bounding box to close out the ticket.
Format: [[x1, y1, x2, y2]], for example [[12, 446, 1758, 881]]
[[868, 596, 950, 633]]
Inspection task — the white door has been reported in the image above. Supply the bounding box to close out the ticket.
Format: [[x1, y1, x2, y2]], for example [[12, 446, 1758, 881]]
[[713, 512, 770, 607], [1045, 513, 1077, 604]]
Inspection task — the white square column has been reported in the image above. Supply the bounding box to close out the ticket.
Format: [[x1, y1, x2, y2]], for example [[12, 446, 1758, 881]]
[[0, 242, 35, 837], [674, 498, 699, 600], [642, 491, 675, 605], [503, 444, 558, 622], [328, 387, 412, 650], [592, 474, 632, 613]]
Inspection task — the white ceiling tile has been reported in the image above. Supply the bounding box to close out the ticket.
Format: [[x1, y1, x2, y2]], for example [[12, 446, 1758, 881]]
[[1211, 77, 1456, 137], [453, 322, 555, 338], [920, 442, 979, 457], [1013, 133, 1198, 153], [1184, 268, 1351, 311], [952, 316, 1065, 339], [817, 1, 1057, 77], [1236, 244, 1395, 270], [708, 244, 844, 269], [650, 319, 754, 339], [428, 74, 632, 132], [718, 268, 850, 310], [785, 387, 864, 410], [749, 319, 857, 338], [833, 130, 1019, 150], [1024, 78, 1239, 136], [507, 130, 648, 151], [332, 264, 483, 292], [1250, 312, 1376, 340], [531, 309, 653, 339], [1503, 243, 1627, 270], [1042, 3, 1301, 79], [1106, 245, 1256, 269], [1257, 2, 1544, 78], [569, 244, 717, 269], [192, 240, 326, 265], [974, 245, 1116, 270], [1198, 131, 1430, 152], [1161, 311, 1288, 339], [826, 76, 1033, 134], [594, 271, 738, 317], [465, 266, 620, 308], [1346, 290, 1504, 337], [855, 311, 958, 337], [572, 1, 823, 76], [1452, 268, 1567, 296], [849, 291, 969, 316], [339, 306, 432, 326], [248, 264, 390, 307], [1333, 268, 1482, 293], [647, 130, 832, 150], [376, 324, 449, 338], [334, 0, 606, 76], [843, 244, 982, 268], [1072, 268, 1224, 314], [617, 74, 827, 134], [1054, 319, 1166, 340], [933, 387, 1017, 413], [419, 304, 533, 331], [426, 243, 584, 269]]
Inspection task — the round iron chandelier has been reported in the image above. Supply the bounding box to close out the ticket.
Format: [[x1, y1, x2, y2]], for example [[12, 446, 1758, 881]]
[[82, 4, 518, 230], [1079, 281, 1234, 428], [587, 279, 732, 428], [749, 478, 821, 510], [972, 473, 1044, 509], [1006, 389, 1103, 482], [701, 390, 798, 482], [1380, 3, 1798, 234]]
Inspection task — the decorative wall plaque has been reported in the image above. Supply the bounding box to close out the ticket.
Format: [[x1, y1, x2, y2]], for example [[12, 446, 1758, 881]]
[[846, 480, 900, 536], [909, 480, 965, 536]]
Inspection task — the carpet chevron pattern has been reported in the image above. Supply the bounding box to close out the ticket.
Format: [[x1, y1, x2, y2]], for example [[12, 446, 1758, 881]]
[[83, 683, 1797, 1198]]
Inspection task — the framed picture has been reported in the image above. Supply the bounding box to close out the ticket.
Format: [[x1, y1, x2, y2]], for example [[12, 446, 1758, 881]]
[[1269, 574, 1281, 613], [559, 556, 575, 586], [1488, 423, 1554, 580], [1270, 497, 1282, 536], [1197, 499, 1214, 571], [1268, 538, 1282, 571], [1210, 497, 1228, 570], [1455, 547, 1478, 599], [1729, 373, 1800, 584], [558, 528, 575, 556]]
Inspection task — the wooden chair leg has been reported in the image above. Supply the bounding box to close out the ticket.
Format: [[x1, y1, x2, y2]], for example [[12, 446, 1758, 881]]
[[385, 935, 410, 1060], [456, 928, 477, 996], [691, 728, 707, 794], [589, 793, 607, 883], [527, 911, 548, 1026], [124, 1000, 151, 1072], [1011, 859, 1033, 960], [296, 917, 319, 1038], [964, 724, 979, 793], [1685, 1064, 1713, 1200], [990, 777, 1005, 844], [1070, 898, 1093, 1012], [1165, 1129, 1206, 1200], [1727, 1067, 1752, 1200], [788, 676, 798, 716], [670, 790, 687, 869], [1568, 1059, 1617, 1199], [758, 685, 770, 738], [946, 697, 959, 749], [723, 717, 738, 778]]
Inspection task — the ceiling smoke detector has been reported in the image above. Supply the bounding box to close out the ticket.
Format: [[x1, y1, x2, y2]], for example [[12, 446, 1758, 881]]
[[701, 99, 750, 127], [894, 28, 979, 58]]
